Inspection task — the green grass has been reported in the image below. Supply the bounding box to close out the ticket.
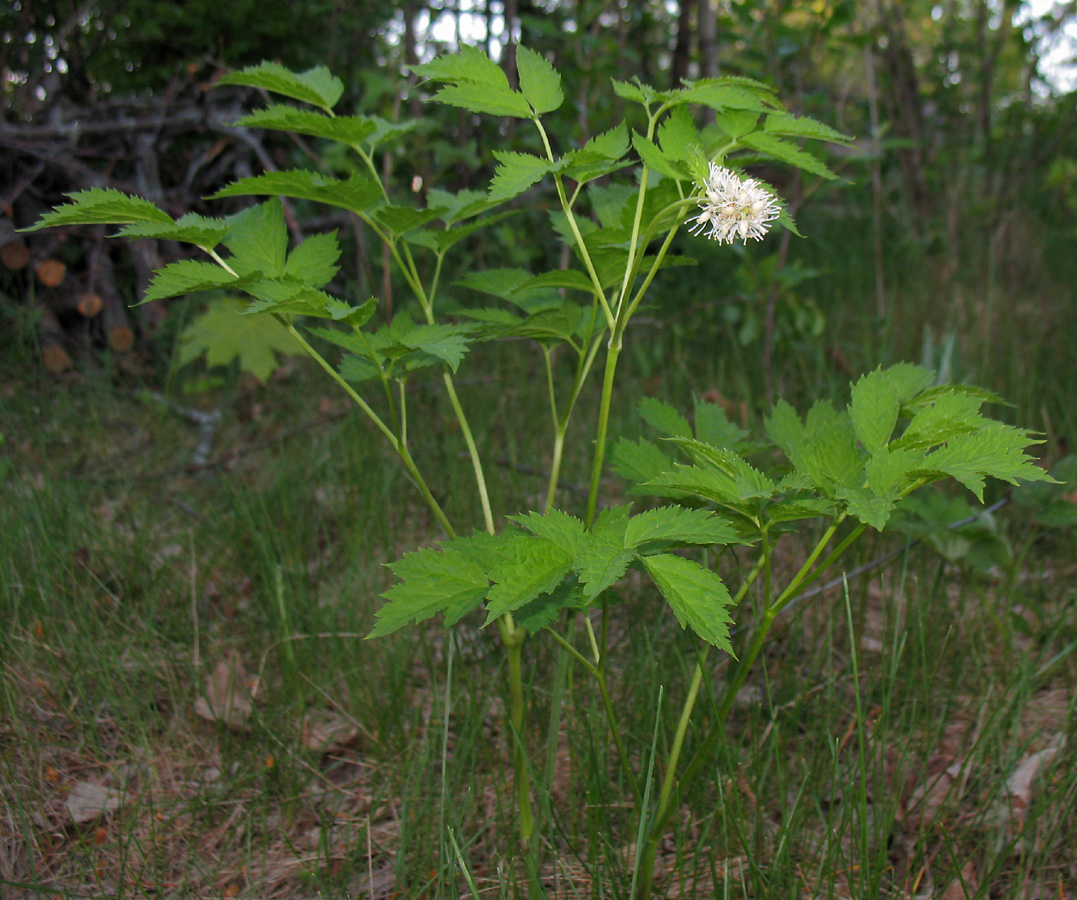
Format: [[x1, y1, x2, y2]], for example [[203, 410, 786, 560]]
[[2, 253, 1076, 900]]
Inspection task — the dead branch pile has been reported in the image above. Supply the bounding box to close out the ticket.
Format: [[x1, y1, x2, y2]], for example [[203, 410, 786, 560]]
[[1, 77, 276, 374]]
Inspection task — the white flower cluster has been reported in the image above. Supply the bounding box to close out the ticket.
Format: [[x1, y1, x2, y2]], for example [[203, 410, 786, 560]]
[[688, 163, 781, 244]]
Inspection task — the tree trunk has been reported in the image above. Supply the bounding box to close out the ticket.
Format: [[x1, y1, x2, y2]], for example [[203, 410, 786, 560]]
[[671, 0, 697, 88]]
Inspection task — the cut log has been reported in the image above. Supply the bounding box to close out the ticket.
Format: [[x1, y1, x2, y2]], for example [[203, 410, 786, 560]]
[[77, 292, 104, 317], [101, 288, 135, 352], [1, 240, 30, 271], [0, 217, 31, 270], [36, 304, 73, 374], [35, 258, 67, 288]]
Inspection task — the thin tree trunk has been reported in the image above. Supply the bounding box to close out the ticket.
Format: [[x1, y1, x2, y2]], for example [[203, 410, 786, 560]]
[[873, 0, 931, 221], [698, 0, 718, 123], [671, 0, 697, 88]]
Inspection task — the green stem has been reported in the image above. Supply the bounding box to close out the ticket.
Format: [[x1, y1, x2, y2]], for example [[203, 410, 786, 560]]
[[276, 316, 455, 538], [442, 371, 495, 535], [544, 626, 597, 674], [584, 340, 622, 527]]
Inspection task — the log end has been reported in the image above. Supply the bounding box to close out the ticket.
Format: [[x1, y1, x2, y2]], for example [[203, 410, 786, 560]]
[[1, 241, 31, 271], [35, 258, 67, 288], [77, 292, 104, 317], [42, 343, 73, 374], [108, 326, 135, 353]]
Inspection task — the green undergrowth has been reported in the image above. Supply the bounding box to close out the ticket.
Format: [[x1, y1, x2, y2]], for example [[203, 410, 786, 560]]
[[1, 322, 1075, 899]]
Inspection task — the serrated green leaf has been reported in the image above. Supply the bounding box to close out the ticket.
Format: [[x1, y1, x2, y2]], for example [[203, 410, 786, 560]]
[[803, 401, 862, 488], [143, 261, 251, 302], [625, 506, 739, 548], [413, 43, 510, 89], [489, 152, 554, 202], [610, 438, 674, 487], [397, 323, 473, 372], [680, 82, 776, 112], [632, 131, 688, 180], [658, 106, 699, 161], [640, 554, 734, 654], [516, 44, 563, 114], [764, 113, 853, 145], [456, 267, 533, 301], [369, 546, 490, 637], [583, 123, 630, 161], [895, 391, 987, 450], [117, 214, 229, 248], [765, 400, 807, 463], [219, 62, 343, 110], [836, 485, 899, 530], [241, 279, 344, 319], [920, 423, 1053, 500], [642, 464, 746, 510], [284, 232, 341, 288], [373, 205, 450, 237], [434, 83, 532, 118], [849, 366, 902, 455], [766, 399, 862, 494], [427, 188, 498, 224], [639, 397, 692, 438], [27, 188, 172, 231], [575, 517, 635, 601], [739, 132, 837, 180], [223, 200, 288, 278], [178, 297, 303, 382], [484, 536, 574, 622], [685, 145, 711, 186], [210, 171, 382, 215], [561, 125, 633, 184], [447, 530, 515, 574], [765, 497, 837, 525], [866, 447, 927, 495], [664, 439, 776, 500], [611, 79, 647, 102], [367, 116, 421, 150], [509, 509, 585, 556], [715, 110, 760, 140], [474, 305, 584, 343], [693, 397, 750, 450], [235, 106, 377, 144], [516, 269, 596, 294], [514, 577, 587, 631]]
